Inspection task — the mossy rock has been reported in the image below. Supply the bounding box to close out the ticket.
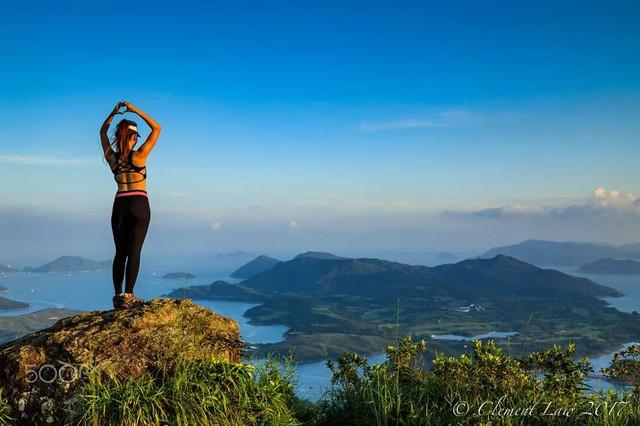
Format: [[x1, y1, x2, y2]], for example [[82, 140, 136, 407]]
[[0, 298, 244, 425]]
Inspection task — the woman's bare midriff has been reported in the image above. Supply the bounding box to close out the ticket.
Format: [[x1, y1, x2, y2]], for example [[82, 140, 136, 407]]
[[117, 177, 147, 192]]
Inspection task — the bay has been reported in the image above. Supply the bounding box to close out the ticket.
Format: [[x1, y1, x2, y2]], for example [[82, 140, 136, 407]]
[[1, 263, 639, 401]]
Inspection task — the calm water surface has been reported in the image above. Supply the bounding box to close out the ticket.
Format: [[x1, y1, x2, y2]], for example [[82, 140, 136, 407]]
[[1, 263, 638, 401]]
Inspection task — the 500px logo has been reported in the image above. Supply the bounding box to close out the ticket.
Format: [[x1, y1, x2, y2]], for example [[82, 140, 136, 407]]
[[24, 362, 97, 384]]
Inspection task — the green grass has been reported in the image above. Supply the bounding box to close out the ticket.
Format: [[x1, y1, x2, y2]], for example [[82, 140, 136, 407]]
[[69, 352, 306, 426], [0, 387, 11, 426], [4, 337, 639, 425]]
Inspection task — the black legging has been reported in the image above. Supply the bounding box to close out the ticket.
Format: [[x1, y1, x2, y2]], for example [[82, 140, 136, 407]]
[[111, 195, 151, 294]]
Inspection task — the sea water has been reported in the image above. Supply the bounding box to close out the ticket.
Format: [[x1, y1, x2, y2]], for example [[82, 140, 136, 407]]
[[0, 262, 346, 401], [0, 263, 638, 401]]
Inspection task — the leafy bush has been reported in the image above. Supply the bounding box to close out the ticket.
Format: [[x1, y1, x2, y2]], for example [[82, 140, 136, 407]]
[[49, 337, 640, 425], [313, 336, 640, 425], [602, 344, 640, 397]]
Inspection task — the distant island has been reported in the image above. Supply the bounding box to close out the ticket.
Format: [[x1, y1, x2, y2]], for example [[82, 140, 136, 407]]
[[162, 272, 196, 280], [165, 252, 639, 362], [579, 258, 640, 275], [0, 307, 83, 345], [23, 256, 111, 273], [435, 251, 458, 263], [0, 264, 18, 273], [619, 242, 640, 257], [215, 250, 255, 260], [293, 251, 347, 260], [0, 296, 29, 310], [230, 255, 281, 279], [481, 239, 640, 267], [228, 251, 345, 281]]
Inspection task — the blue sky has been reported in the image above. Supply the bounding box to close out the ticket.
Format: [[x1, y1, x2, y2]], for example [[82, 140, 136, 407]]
[[0, 1, 639, 264]]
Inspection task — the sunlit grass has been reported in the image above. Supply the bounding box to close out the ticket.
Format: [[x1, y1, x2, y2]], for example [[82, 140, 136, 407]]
[[0, 387, 11, 426], [4, 336, 640, 425], [70, 351, 304, 426]]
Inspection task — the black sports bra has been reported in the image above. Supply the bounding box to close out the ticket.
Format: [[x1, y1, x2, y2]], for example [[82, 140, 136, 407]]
[[111, 150, 147, 184]]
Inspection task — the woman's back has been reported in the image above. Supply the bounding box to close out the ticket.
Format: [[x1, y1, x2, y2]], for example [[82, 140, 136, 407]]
[[108, 150, 148, 192]]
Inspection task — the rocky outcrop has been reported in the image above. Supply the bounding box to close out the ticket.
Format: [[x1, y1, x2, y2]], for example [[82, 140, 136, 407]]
[[0, 298, 243, 425]]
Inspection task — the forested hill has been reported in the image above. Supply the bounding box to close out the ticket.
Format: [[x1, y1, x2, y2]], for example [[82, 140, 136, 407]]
[[238, 254, 621, 300]]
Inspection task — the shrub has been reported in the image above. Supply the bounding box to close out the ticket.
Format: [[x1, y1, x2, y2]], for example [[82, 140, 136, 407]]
[[313, 336, 640, 426], [602, 344, 640, 397]]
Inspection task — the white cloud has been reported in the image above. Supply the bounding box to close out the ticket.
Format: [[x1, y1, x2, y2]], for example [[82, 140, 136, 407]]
[[357, 109, 485, 132], [592, 187, 639, 211], [0, 154, 98, 166], [443, 187, 640, 220], [358, 118, 451, 132], [2, 186, 639, 263]]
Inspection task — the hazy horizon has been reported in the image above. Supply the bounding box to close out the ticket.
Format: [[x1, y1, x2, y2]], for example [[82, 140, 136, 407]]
[[0, 237, 634, 272]]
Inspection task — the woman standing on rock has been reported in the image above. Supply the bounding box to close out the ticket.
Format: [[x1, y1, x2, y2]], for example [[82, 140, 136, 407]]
[[100, 101, 161, 309]]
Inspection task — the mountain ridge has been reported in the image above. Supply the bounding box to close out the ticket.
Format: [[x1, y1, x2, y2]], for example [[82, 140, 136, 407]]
[[23, 256, 111, 273], [579, 258, 640, 275], [235, 253, 621, 300], [481, 239, 640, 266], [230, 254, 281, 279]]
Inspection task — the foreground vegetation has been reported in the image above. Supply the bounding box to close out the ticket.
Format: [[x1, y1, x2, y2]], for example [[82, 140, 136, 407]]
[[1, 337, 638, 425], [315, 338, 640, 425], [0, 388, 9, 426], [69, 352, 308, 426]]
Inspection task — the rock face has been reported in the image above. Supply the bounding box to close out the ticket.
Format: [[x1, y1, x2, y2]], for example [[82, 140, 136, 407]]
[[0, 298, 243, 425]]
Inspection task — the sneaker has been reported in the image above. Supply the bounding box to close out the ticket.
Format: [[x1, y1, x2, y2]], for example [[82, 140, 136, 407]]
[[112, 293, 125, 309], [121, 292, 145, 308]]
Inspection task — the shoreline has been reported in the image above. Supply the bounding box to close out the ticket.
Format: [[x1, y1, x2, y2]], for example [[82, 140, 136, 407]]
[[1, 296, 637, 372]]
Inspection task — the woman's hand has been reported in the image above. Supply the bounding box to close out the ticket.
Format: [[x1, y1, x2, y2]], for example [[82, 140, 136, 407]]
[[111, 101, 126, 116], [123, 101, 139, 114], [102, 101, 124, 133]]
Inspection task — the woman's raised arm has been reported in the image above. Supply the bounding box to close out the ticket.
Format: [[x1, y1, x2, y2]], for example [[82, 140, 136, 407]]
[[123, 101, 161, 157], [100, 101, 124, 157]]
